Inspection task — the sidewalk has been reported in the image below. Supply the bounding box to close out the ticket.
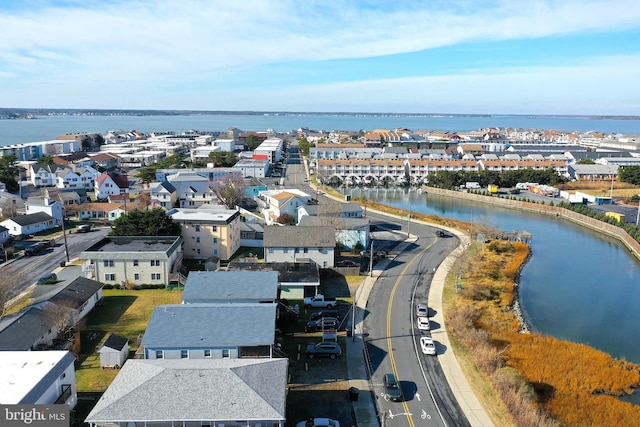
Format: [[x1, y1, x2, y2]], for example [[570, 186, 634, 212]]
[[344, 213, 494, 427]]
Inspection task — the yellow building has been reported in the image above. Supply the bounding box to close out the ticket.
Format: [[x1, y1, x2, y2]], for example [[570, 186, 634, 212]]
[[168, 208, 241, 261]]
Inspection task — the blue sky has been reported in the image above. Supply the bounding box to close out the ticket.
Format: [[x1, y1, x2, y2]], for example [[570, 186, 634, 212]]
[[1, 0, 639, 114]]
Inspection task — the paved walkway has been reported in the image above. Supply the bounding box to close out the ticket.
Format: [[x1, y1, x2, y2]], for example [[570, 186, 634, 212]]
[[344, 209, 495, 427]]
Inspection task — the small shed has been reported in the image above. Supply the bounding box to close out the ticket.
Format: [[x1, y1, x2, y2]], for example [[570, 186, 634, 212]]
[[98, 334, 129, 369]]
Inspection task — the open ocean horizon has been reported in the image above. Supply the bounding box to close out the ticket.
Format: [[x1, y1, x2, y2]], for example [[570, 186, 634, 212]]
[[1, 113, 640, 146]]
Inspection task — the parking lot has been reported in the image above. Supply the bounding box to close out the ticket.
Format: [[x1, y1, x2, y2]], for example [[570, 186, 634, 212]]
[[280, 273, 358, 427]]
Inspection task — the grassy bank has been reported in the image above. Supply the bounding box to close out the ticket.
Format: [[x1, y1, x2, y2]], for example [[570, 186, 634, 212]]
[[444, 240, 640, 426]]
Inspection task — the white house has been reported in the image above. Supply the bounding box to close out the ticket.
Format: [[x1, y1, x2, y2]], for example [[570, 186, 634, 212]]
[[30, 164, 71, 187], [56, 165, 98, 190], [94, 172, 130, 200], [0, 211, 56, 236], [149, 180, 177, 210], [263, 225, 336, 268], [25, 196, 64, 220], [255, 189, 312, 225], [0, 351, 77, 408]]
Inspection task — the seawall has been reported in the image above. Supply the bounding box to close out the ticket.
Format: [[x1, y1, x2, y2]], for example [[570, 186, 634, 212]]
[[423, 186, 640, 261]]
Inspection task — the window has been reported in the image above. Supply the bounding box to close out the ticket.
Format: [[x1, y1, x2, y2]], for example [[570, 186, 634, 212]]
[[181, 350, 188, 359], [103, 260, 114, 267], [104, 273, 116, 281], [156, 350, 163, 359], [222, 349, 230, 358], [213, 237, 218, 244], [150, 260, 160, 267], [195, 225, 200, 232], [151, 273, 161, 281], [196, 249, 201, 255], [133, 259, 139, 266], [304, 247, 308, 254], [196, 237, 200, 243], [204, 349, 211, 358], [134, 273, 140, 280], [212, 226, 217, 232], [213, 249, 218, 255]]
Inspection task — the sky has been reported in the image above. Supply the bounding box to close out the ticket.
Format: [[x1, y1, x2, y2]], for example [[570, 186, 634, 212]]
[[1, 0, 640, 115]]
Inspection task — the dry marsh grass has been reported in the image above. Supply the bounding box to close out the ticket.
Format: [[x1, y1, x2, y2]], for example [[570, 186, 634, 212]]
[[445, 241, 640, 426]]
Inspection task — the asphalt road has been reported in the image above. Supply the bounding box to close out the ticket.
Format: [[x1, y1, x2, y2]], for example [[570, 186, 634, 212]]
[[2, 227, 109, 302], [281, 148, 471, 426]]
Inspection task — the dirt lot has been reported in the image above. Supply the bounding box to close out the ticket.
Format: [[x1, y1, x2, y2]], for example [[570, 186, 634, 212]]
[[281, 272, 361, 427]]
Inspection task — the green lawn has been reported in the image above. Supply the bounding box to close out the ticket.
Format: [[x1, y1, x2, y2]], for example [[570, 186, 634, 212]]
[[75, 288, 183, 392]]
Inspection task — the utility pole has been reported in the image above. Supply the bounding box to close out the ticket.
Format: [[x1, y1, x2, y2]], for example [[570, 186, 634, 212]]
[[407, 196, 411, 238], [368, 238, 374, 277], [59, 196, 70, 263]]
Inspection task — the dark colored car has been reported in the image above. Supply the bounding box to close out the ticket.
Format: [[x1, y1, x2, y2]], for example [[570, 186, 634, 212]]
[[305, 317, 340, 332], [436, 230, 448, 237], [37, 273, 58, 285], [309, 309, 341, 321], [383, 373, 403, 401], [336, 260, 360, 268], [24, 242, 48, 256], [305, 341, 342, 359]]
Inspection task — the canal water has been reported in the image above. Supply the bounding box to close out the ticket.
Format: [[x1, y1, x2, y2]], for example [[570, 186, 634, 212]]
[[340, 186, 640, 369]]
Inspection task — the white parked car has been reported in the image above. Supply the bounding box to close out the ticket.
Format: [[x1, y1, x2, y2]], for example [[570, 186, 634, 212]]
[[417, 316, 430, 331], [420, 336, 437, 355], [296, 417, 340, 427]]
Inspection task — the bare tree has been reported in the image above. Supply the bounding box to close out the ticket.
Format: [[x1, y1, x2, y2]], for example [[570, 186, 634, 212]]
[[131, 192, 151, 210], [40, 300, 75, 337], [211, 177, 245, 209], [0, 268, 28, 317]]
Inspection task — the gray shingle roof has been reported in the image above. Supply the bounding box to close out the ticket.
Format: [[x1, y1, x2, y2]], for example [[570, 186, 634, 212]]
[[48, 277, 103, 310], [0, 303, 54, 350], [264, 226, 335, 248], [9, 212, 54, 226], [298, 216, 369, 229], [85, 358, 288, 424], [182, 271, 278, 303], [140, 303, 276, 348]]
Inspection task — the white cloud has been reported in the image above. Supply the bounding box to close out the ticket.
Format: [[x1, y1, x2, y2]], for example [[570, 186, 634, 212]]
[[1, 0, 639, 112]]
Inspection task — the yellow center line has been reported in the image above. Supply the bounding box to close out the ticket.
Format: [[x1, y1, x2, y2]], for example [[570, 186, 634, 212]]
[[386, 239, 435, 427]]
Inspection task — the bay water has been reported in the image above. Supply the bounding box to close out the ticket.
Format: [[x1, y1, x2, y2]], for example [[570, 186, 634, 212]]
[[2, 113, 640, 401]]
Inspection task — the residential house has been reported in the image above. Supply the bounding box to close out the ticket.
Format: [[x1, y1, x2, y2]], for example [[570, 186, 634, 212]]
[[44, 188, 87, 205], [298, 215, 369, 251], [182, 271, 278, 304], [297, 201, 363, 223], [52, 151, 92, 167], [84, 358, 287, 427], [98, 334, 130, 369], [88, 152, 120, 171], [65, 202, 126, 221], [240, 221, 264, 247], [0, 211, 56, 236], [79, 236, 183, 287], [47, 276, 104, 323], [29, 164, 71, 187], [233, 158, 270, 178], [0, 303, 61, 351], [227, 261, 320, 299], [149, 180, 178, 209], [166, 172, 218, 208], [25, 196, 64, 220], [167, 208, 240, 261], [94, 172, 130, 200], [263, 226, 335, 268], [255, 189, 312, 225], [56, 165, 98, 190], [0, 351, 77, 409], [243, 177, 268, 198], [140, 303, 277, 359]]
